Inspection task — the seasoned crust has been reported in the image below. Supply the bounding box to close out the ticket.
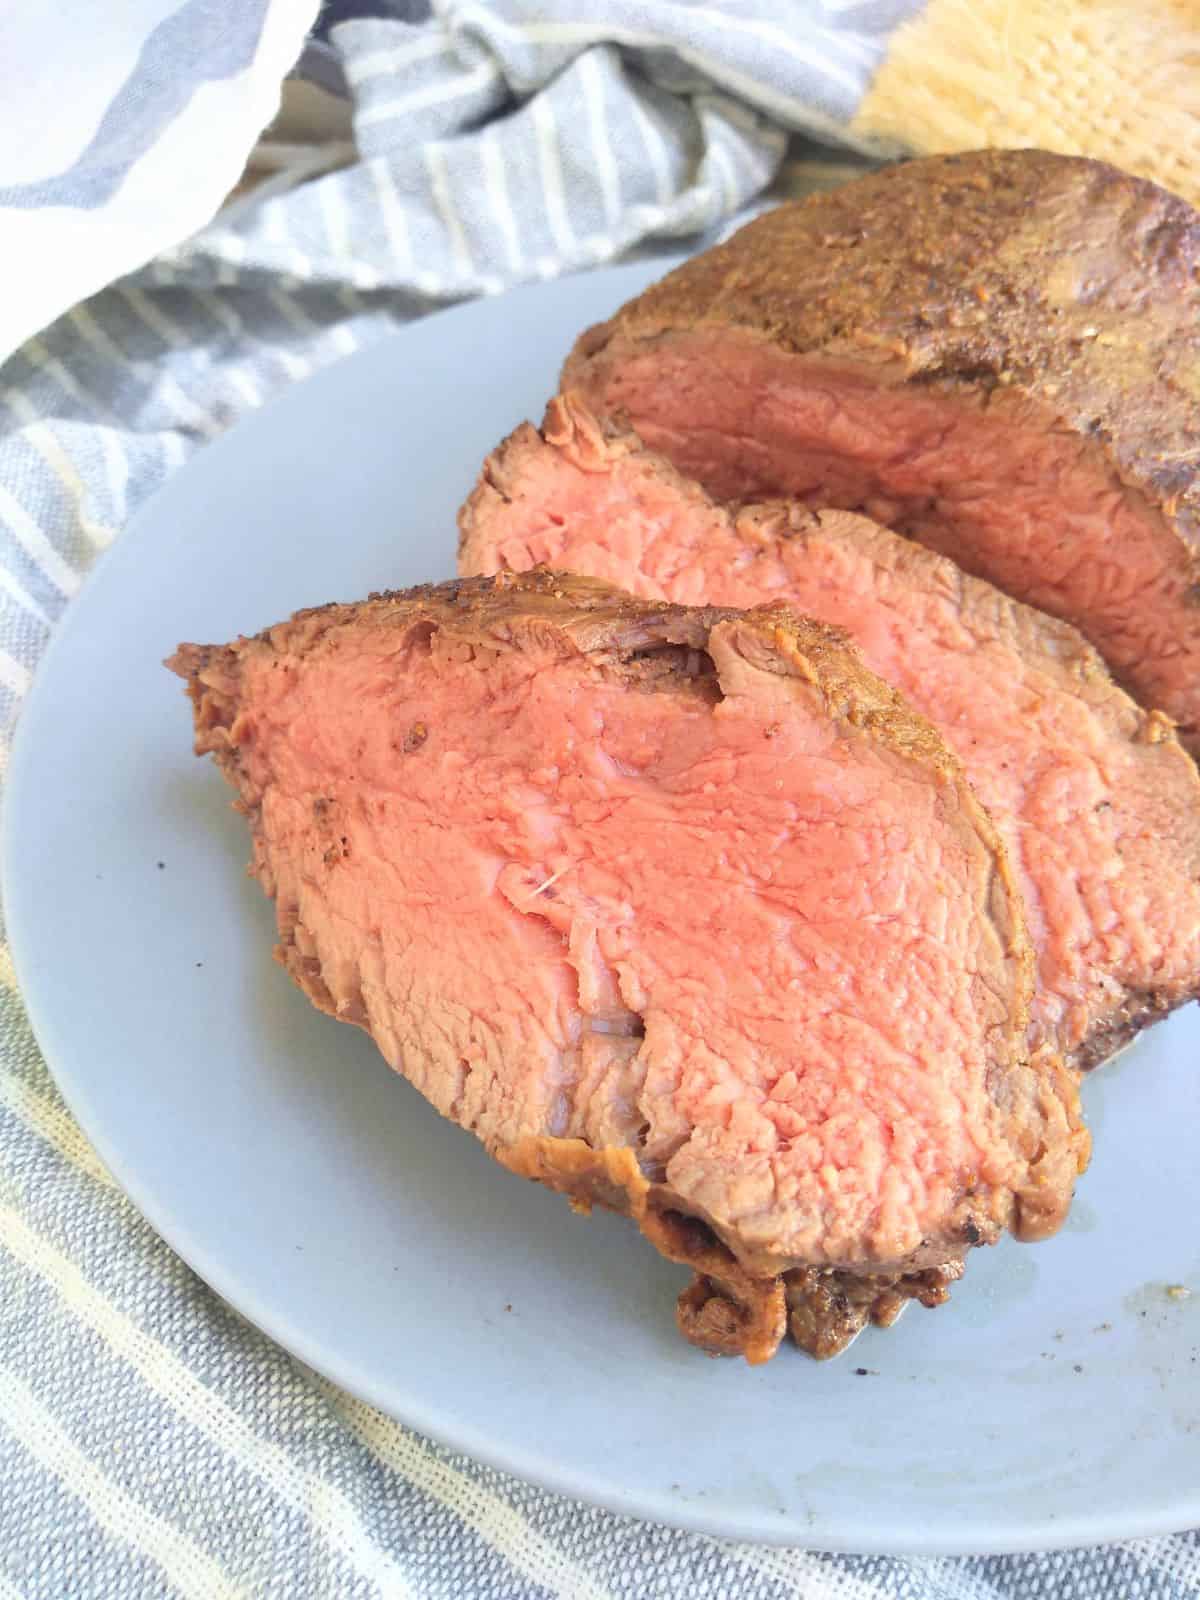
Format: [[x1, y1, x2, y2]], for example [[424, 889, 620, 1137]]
[[497, 1135, 787, 1364], [783, 1261, 963, 1361], [495, 1133, 1072, 1363], [496, 1134, 964, 1363], [566, 149, 1200, 556]]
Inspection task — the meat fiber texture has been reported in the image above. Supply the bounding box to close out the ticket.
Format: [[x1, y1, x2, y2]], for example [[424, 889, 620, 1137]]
[[170, 571, 1087, 1364], [562, 148, 1200, 753], [460, 398, 1200, 1075]]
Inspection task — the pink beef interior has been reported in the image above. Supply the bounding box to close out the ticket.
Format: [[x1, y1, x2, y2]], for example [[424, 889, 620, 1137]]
[[570, 330, 1200, 746], [218, 607, 1027, 1270], [460, 401, 1200, 1066]]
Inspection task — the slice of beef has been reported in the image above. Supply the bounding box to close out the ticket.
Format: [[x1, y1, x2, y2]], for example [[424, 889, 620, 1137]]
[[562, 148, 1200, 751], [459, 397, 1200, 1072], [169, 571, 1086, 1363]]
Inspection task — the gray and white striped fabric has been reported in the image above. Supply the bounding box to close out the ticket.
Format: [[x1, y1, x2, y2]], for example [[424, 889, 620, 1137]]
[[4, 3, 1200, 1596], [0, 0, 320, 365]]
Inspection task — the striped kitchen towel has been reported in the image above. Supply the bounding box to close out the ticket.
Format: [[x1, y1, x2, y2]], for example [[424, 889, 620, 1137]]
[[3, 3, 1200, 1597]]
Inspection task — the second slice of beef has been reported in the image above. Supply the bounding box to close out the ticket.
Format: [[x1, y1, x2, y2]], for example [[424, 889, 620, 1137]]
[[170, 571, 1086, 1363], [459, 397, 1200, 1070]]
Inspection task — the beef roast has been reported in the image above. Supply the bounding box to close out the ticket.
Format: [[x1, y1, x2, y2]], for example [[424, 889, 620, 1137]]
[[562, 149, 1200, 751], [459, 397, 1200, 1070], [170, 571, 1086, 1362]]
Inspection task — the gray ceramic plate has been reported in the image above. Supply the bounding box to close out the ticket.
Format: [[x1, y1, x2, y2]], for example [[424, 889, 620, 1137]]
[[7, 262, 1200, 1554]]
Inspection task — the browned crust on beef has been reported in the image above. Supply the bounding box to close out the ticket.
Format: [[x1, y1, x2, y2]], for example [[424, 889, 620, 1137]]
[[496, 1136, 983, 1362], [565, 148, 1200, 568], [169, 570, 1086, 1361], [498, 1134, 969, 1363], [784, 1261, 964, 1361], [1071, 988, 1188, 1073], [498, 1135, 786, 1364]]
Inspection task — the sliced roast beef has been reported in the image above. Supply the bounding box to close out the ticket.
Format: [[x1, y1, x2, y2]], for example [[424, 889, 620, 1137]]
[[563, 149, 1200, 751], [170, 571, 1086, 1362], [459, 397, 1200, 1071]]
